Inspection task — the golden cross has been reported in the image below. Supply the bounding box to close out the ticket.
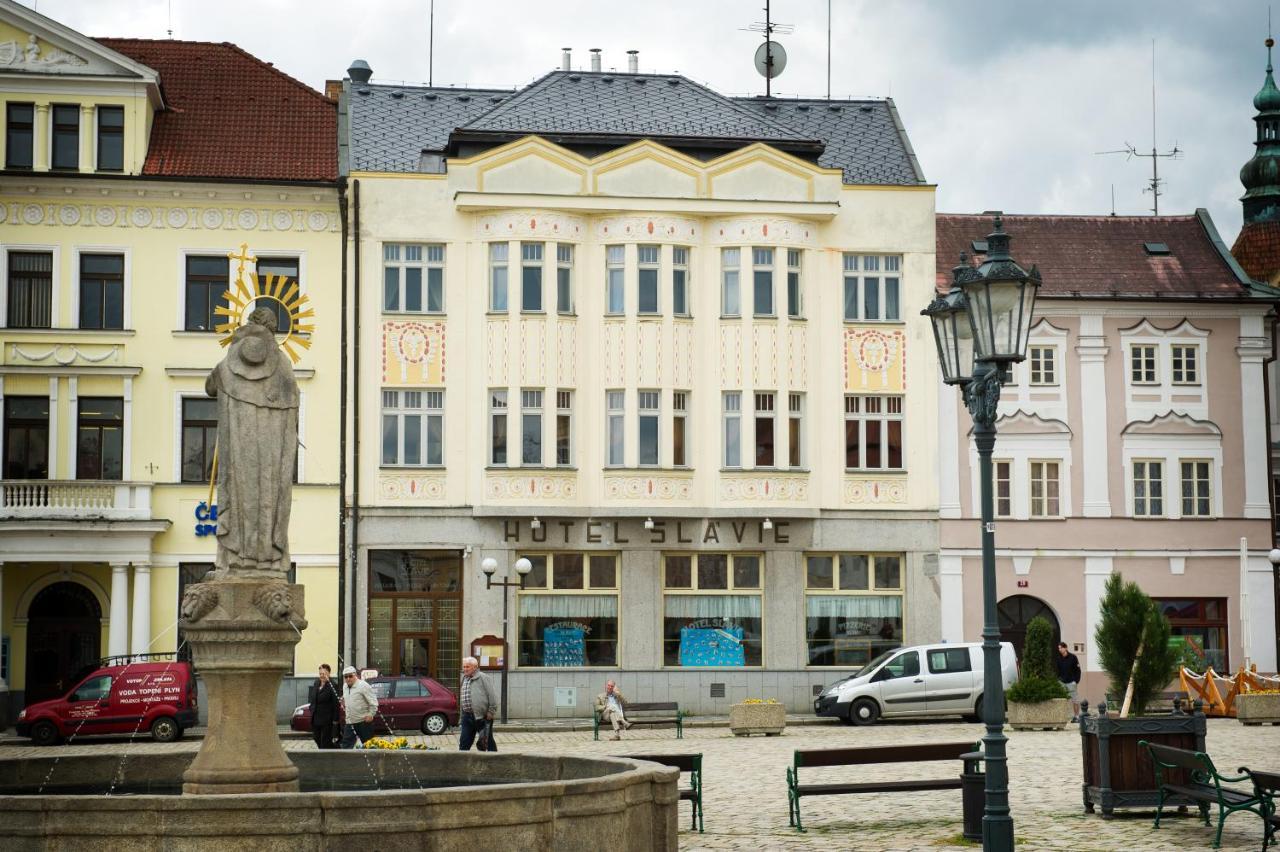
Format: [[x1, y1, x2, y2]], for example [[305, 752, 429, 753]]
[[227, 243, 257, 283]]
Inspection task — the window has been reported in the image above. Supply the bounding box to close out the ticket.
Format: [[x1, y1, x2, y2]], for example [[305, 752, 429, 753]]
[[521, 242, 543, 312], [521, 388, 543, 465], [1180, 459, 1211, 517], [638, 390, 659, 466], [517, 553, 619, 667], [7, 251, 53, 328], [254, 256, 298, 333], [367, 551, 462, 685], [3, 397, 49, 479], [638, 245, 659, 314], [788, 393, 803, 468], [1029, 346, 1057, 385], [97, 106, 124, 171], [842, 254, 901, 321], [672, 391, 688, 467], [995, 460, 1012, 518], [1155, 598, 1228, 671], [555, 390, 573, 466], [381, 390, 443, 466], [5, 103, 34, 169], [1172, 345, 1199, 385], [606, 390, 625, 466], [51, 104, 79, 170], [752, 248, 774, 316], [72, 675, 112, 703], [556, 244, 573, 314], [754, 391, 775, 467], [1029, 460, 1061, 517], [1133, 460, 1164, 517], [723, 392, 742, 468], [489, 389, 508, 465], [606, 245, 625, 314], [663, 553, 763, 667], [927, 647, 972, 674], [76, 397, 123, 480], [383, 244, 444, 313], [844, 395, 904, 470], [184, 255, 229, 332], [786, 249, 802, 318], [672, 247, 690, 316], [78, 253, 124, 330], [489, 243, 508, 311], [721, 248, 740, 316], [804, 554, 903, 664], [181, 397, 218, 483], [1131, 344, 1157, 384]]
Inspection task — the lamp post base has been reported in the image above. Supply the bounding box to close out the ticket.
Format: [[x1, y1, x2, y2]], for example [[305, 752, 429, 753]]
[[983, 816, 1015, 850]]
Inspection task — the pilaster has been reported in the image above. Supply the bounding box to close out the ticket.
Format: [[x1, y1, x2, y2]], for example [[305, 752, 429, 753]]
[[130, 565, 151, 656], [1077, 314, 1111, 517], [34, 104, 49, 171], [79, 105, 94, 173], [1083, 556, 1113, 673], [1238, 330, 1271, 519], [108, 563, 130, 657]]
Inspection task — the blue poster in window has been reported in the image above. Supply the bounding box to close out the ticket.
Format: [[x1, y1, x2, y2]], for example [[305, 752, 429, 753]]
[[543, 625, 586, 667], [679, 626, 745, 667]]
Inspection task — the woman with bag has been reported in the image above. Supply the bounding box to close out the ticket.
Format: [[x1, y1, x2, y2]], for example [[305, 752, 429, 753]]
[[309, 663, 341, 749]]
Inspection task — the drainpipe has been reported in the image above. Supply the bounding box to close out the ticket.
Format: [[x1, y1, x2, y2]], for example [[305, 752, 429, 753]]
[[351, 178, 362, 664], [337, 176, 349, 665], [1267, 307, 1280, 669]]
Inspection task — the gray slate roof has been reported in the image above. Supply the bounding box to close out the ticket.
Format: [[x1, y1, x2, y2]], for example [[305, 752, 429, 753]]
[[734, 97, 926, 185], [348, 84, 513, 172]]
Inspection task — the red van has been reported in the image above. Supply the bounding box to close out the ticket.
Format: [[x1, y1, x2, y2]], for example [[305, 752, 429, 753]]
[[16, 657, 198, 746]]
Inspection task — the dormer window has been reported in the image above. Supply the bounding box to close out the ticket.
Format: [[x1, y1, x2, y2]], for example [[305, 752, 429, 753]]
[[97, 106, 124, 171]]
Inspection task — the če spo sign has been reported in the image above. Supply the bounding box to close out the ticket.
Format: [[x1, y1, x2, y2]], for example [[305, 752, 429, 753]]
[[195, 502, 219, 537]]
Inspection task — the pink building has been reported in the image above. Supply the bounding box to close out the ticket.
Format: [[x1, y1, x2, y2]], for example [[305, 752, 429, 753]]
[[936, 211, 1278, 701]]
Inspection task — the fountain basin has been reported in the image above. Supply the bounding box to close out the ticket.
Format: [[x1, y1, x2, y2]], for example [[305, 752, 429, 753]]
[[1, 750, 679, 851]]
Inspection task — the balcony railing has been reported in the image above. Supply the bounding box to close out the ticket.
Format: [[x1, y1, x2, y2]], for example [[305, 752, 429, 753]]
[[0, 480, 153, 520]]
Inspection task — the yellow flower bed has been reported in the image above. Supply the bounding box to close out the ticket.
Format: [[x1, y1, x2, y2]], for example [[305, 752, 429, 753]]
[[359, 736, 433, 750]]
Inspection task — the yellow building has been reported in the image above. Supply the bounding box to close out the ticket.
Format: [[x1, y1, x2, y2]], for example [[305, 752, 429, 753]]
[[0, 0, 341, 722]]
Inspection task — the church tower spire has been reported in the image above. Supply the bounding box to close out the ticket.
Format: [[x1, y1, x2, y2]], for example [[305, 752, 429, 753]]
[[1231, 35, 1280, 283]]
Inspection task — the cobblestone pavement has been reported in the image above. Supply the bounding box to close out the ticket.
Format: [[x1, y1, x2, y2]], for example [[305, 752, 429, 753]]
[[4, 718, 1276, 850]]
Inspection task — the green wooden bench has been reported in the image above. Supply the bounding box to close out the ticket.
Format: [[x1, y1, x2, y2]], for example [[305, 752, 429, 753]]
[[627, 752, 703, 832], [786, 741, 976, 832], [1245, 767, 1280, 851], [1140, 740, 1267, 848], [593, 701, 682, 741]]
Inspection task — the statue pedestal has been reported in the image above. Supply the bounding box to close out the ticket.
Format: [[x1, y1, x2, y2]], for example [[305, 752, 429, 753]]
[[180, 580, 305, 795]]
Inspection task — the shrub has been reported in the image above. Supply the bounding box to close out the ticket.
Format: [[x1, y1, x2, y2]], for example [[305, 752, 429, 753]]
[[1093, 573, 1180, 715], [1006, 616, 1069, 704]]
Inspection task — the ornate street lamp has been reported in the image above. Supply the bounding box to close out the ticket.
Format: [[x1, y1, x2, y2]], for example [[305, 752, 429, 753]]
[[923, 215, 1040, 852], [481, 555, 532, 724]]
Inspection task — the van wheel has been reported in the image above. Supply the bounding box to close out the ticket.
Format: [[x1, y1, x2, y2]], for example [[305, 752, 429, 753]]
[[421, 713, 448, 735], [150, 716, 179, 743], [965, 696, 985, 722], [849, 698, 880, 726], [31, 721, 60, 747]]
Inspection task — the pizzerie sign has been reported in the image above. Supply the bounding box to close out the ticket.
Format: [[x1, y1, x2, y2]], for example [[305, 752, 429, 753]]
[[501, 518, 791, 545]]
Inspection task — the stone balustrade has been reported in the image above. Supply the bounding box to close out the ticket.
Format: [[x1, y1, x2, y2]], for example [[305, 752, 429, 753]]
[[0, 480, 153, 520]]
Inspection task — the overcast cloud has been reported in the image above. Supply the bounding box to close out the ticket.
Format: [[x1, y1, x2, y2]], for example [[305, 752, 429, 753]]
[[24, 0, 1277, 242]]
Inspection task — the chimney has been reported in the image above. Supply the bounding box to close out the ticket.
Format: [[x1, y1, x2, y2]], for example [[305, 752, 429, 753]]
[[561, 47, 572, 71], [347, 59, 373, 84], [324, 79, 343, 100], [589, 48, 601, 72], [627, 50, 638, 73]]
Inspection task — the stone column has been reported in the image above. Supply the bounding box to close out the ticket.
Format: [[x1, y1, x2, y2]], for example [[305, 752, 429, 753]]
[[79, 105, 94, 173], [130, 565, 151, 658], [34, 104, 49, 171], [108, 563, 130, 658]]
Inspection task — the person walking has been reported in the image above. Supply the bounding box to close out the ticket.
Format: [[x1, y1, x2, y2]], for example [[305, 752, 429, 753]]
[[1056, 642, 1082, 721], [340, 666, 378, 749], [309, 663, 341, 749], [458, 656, 498, 752], [594, 680, 632, 741]]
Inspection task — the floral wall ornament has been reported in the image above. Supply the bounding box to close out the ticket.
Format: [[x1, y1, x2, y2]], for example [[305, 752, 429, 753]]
[[382, 320, 446, 385], [844, 327, 906, 392]]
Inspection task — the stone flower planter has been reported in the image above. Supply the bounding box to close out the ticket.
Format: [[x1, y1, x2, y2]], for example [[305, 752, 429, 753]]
[[1007, 698, 1072, 731], [729, 702, 785, 736], [1237, 693, 1280, 725]]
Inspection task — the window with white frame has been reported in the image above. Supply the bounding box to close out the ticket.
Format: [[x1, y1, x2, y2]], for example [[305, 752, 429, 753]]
[[183, 255, 227, 332], [844, 395, 904, 470], [1133, 459, 1164, 517], [673, 391, 688, 467], [606, 390, 625, 466], [253, 256, 298, 333], [754, 391, 775, 467], [555, 390, 573, 466], [1029, 346, 1057, 385], [1180, 459, 1212, 517], [517, 553, 618, 667], [663, 553, 762, 667], [752, 248, 774, 317], [489, 389, 508, 465], [843, 254, 901, 321], [995, 460, 1012, 517], [489, 243, 508, 312], [638, 390, 660, 466], [381, 390, 443, 466], [1130, 344, 1158, 384], [383, 244, 443, 313], [79, 253, 124, 330], [721, 248, 741, 316], [1171, 345, 1199, 385], [672, 247, 690, 316], [788, 392, 803, 468], [786, 249, 802, 318], [556, 244, 573, 314], [521, 389, 543, 465], [521, 242, 543, 312], [723, 392, 742, 468], [804, 553, 903, 666], [638, 245, 659, 314], [606, 245, 625, 315], [1029, 460, 1061, 517]]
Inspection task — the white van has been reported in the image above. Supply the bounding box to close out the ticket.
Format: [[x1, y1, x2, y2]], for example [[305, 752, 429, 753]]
[[814, 642, 1018, 725]]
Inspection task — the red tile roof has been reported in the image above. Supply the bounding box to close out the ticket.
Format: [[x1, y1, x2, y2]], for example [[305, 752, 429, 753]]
[[96, 39, 336, 182], [1232, 220, 1280, 284], [936, 213, 1250, 299]]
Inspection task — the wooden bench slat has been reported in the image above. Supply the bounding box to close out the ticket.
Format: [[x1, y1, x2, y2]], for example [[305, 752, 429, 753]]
[[629, 753, 699, 772], [796, 779, 963, 795], [795, 742, 975, 768], [626, 702, 679, 712], [1164, 784, 1259, 806]]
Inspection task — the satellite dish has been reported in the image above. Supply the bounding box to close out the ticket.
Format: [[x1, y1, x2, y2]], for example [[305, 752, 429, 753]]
[[754, 40, 787, 79]]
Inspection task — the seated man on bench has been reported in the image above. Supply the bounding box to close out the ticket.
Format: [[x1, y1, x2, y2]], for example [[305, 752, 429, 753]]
[[595, 680, 633, 741]]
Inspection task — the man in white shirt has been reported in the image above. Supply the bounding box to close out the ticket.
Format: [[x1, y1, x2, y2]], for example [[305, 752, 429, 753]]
[[340, 666, 378, 748]]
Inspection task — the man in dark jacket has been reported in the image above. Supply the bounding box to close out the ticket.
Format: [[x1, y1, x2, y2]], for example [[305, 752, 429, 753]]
[[1055, 642, 1082, 721], [308, 663, 340, 749]]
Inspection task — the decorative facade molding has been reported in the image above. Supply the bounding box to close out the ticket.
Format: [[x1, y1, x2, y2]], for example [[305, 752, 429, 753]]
[[707, 217, 815, 246], [719, 473, 809, 502], [381, 320, 446, 386], [8, 342, 122, 366], [843, 477, 908, 505], [0, 33, 86, 69], [0, 201, 336, 232], [602, 474, 693, 501], [990, 409, 1072, 436], [377, 473, 447, 501], [474, 210, 586, 240], [593, 215, 698, 242], [844, 327, 905, 392], [485, 472, 579, 500], [1121, 411, 1222, 437]]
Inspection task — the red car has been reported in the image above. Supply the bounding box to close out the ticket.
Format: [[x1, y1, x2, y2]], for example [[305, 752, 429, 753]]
[[291, 675, 458, 736]]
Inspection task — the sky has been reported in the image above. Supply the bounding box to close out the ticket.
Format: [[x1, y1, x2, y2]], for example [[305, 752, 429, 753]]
[[23, 0, 1277, 244]]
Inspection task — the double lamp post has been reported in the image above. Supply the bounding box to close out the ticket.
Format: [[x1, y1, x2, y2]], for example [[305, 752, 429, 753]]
[[922, 216, 1041, 852], [481, 555, 531, 725]]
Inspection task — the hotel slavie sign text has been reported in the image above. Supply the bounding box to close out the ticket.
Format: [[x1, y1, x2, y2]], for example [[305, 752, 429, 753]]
[[501, 517, 793, 545]]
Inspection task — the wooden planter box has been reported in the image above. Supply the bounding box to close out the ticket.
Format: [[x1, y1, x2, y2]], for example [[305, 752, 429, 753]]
[[1237, 693, 1280, 725], [1078, 700, 1206, 816], [1007, 698, 1072, 731], [729, 703, 785, 736]]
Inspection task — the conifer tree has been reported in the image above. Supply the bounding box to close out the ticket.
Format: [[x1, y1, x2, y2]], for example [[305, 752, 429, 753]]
[[1093, 573, 1180, 715]]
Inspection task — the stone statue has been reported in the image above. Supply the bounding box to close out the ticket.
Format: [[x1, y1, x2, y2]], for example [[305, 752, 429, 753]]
[[204, 308, 298, 580]]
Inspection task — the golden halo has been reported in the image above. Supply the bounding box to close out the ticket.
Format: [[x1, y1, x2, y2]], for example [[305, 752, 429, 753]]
[[214, 272, 315, 364]]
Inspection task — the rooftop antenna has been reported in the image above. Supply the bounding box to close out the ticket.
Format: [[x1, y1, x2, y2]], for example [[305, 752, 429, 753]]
[[1095, 40, 1182, 215], [167, 0, 173, 39], [428, 0, 435, 87], [826, 0, 831, 100], [742, 1, 792, 97], [1111, 184, 1116, 216]]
